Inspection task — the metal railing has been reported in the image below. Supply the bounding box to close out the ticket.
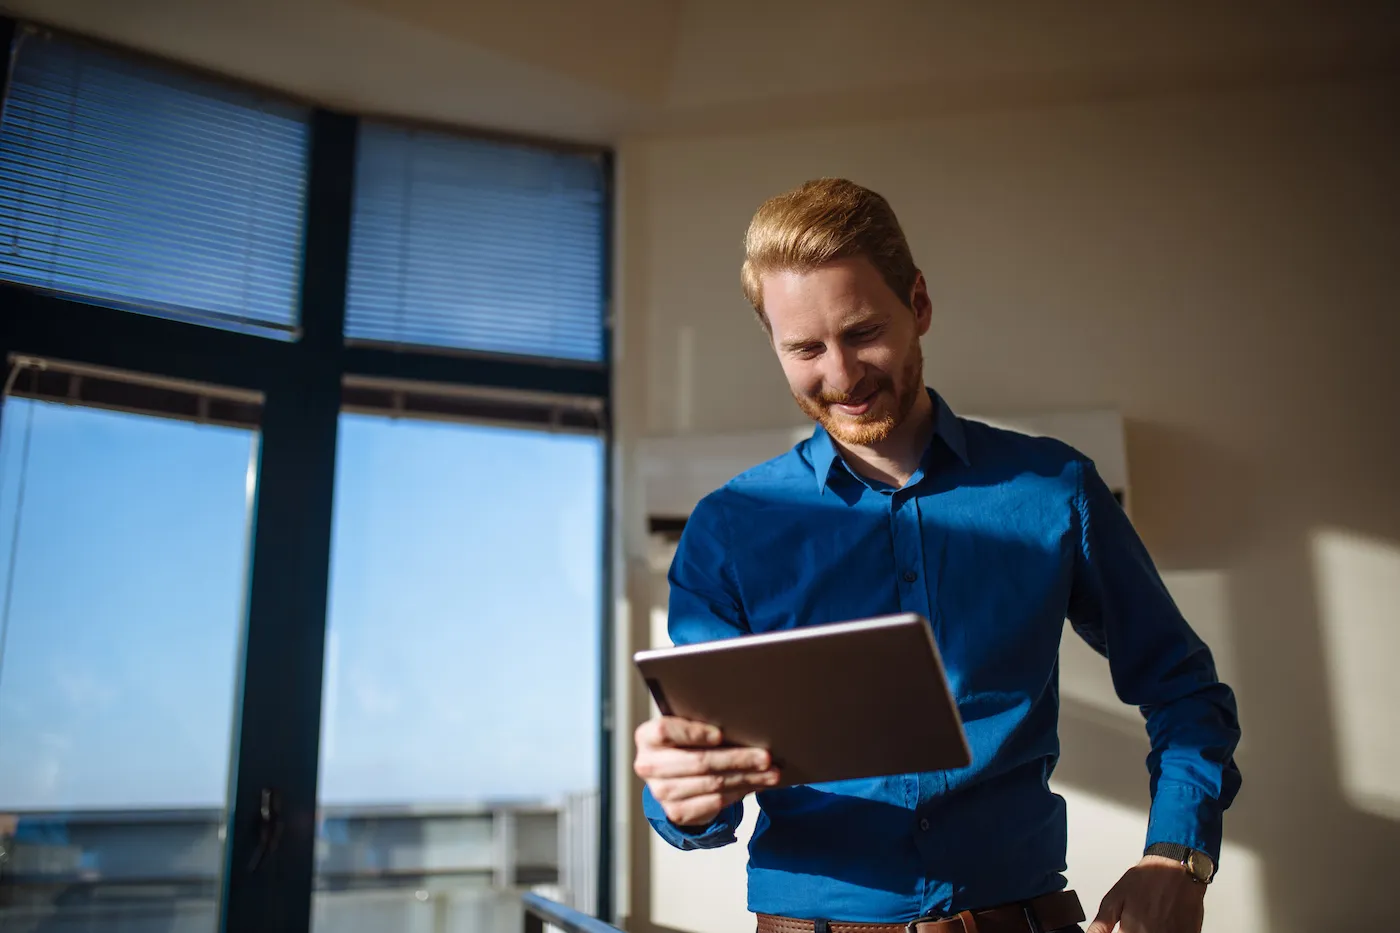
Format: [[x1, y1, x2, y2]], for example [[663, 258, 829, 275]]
[[1, 797, 602, 933], [522, 892, 624, 933]]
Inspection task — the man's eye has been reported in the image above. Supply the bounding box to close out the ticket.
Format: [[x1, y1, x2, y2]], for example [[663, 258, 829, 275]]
[[850, 326, 881, 342]]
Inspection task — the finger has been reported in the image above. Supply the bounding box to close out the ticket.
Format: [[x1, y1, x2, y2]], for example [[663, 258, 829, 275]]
[[635, 717, 711, 751], [637, 746, 771, 779], [651, 717, 724, 749], [1086, 895, 1122, 933], [637, 745, 771, 779], [650, 770, 781, 802], [664, 788, 750, 827], [657, 716, 722, 747], [697, 745, 771, 772]]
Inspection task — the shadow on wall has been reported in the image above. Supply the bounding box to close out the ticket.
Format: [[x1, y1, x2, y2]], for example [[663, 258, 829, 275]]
[[1050, 418, 1400, 931]]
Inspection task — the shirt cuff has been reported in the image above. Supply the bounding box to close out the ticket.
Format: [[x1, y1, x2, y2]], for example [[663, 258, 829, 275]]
[[642, 784, 740, 850], [1144, 781, 1225, 865]]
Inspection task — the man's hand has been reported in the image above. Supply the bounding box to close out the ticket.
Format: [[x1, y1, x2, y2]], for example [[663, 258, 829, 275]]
[[1085, 856, 1207, 933], [634, 716, 780, 827]]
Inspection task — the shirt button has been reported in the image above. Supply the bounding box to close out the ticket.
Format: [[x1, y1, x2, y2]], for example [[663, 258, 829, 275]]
[[903, 570, 918, 583], [918, 817, 931, 832]]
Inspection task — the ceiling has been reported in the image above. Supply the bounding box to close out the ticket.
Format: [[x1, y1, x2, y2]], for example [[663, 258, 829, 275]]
[[4, 0, 1398, 144]]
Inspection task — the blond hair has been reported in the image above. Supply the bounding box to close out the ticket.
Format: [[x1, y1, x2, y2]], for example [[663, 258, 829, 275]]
[[740, 178, 918, 328]]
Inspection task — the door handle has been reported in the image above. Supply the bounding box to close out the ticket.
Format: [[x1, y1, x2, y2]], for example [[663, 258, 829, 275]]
[[247, 786, 283, 872]]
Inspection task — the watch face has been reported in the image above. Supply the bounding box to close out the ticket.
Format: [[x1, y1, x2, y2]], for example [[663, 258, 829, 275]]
[[1186, 850, 1215, 882]]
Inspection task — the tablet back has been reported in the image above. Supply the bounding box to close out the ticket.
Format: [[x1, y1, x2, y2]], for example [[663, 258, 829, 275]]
[[633, 613, 970, 786]]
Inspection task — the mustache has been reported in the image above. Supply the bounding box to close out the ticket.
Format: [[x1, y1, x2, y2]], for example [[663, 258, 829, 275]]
[[816, 376, 890, 405]]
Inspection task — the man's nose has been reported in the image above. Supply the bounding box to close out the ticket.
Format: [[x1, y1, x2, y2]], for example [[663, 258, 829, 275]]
[[821, 345, 863, 396]]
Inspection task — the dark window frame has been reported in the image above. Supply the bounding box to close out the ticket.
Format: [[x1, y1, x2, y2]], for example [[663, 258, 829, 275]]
[[0, 17, 615, 933]]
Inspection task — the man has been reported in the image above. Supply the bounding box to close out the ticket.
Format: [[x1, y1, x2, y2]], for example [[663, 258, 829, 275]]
[[634, 178, 1241, 933]]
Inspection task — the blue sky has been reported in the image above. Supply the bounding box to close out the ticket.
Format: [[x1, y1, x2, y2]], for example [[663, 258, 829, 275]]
[[0, 399, 601, 810]]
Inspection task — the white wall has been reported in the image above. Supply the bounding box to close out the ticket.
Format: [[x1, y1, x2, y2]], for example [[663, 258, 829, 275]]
[[616, 74, 1400, 933]]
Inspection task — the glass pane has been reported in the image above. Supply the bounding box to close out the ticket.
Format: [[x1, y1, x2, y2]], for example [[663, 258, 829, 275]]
[[315, 414, 602, 932], [0, 399, 257, 930]]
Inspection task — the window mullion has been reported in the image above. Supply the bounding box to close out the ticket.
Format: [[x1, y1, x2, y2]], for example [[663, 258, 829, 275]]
[[219, 109, 355, 933]]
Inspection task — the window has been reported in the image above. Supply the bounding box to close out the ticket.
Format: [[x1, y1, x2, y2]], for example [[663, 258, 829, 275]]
[[0, 19, 614, 929], [314, 412, 603, 928], [0, 395, 258, 930], [0, 29, 310, 335], [345, 123, 607, 362]]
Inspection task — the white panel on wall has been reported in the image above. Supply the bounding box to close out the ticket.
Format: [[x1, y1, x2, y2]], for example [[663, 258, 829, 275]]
[[638, 426, 814, 519], [967, 410, 1129, 513]]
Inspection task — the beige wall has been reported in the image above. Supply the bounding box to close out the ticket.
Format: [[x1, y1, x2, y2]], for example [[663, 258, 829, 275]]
[[615, 75, 1400, 932], [3, 1, 1397, 927]]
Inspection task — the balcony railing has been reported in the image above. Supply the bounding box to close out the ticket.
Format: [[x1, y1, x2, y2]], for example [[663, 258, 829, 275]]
[[0, 793, 599, 933], [522, 892, 624, 933]]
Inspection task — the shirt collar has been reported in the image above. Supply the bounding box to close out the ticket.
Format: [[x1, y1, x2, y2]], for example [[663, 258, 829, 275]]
[[811, 387, 969, 493], [932, 390, 969, 467]]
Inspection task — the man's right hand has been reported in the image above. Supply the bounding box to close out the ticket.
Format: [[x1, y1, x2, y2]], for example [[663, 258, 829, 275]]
[[634, 716, 781, 828]]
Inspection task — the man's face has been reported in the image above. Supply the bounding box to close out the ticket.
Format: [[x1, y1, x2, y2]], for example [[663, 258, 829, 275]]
[[761, 256, 931, 447]]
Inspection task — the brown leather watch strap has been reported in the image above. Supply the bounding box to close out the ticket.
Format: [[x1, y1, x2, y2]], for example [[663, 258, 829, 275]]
[[756, 890, 1085, 933]]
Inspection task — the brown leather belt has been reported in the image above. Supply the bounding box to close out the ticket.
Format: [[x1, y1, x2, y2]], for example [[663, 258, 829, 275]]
[[756, 890, 1084, 933]]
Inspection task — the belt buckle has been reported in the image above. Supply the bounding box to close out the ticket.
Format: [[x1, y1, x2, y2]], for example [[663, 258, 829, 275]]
[[905, 907, 1042, 933]]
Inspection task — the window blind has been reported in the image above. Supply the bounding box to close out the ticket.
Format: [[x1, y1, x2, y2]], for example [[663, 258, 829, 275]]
[[0, 29, 310, 335], [345, 123, 607, 363]]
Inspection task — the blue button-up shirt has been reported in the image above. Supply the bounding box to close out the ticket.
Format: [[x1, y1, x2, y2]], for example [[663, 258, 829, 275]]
[[643, 389, 1242, 921]]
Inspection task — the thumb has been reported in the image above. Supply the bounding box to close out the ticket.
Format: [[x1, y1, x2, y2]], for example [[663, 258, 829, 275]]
[[1085, 894, 1122, 933]]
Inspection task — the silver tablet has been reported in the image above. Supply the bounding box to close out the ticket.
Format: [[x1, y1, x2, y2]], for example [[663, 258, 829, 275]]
[[633, 612, 970, 786]]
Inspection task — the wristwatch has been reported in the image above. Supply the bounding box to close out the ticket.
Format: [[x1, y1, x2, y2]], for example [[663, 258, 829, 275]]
[[1144, 843, 1215, 884]]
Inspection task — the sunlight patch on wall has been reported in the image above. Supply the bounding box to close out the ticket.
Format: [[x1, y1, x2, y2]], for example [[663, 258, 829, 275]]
[[650, 605, 672, 651], [651, 800, 758, 933], [1312, 528, 1400, 820]]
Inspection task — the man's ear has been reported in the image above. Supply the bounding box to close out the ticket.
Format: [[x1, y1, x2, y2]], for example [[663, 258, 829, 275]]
[[910, 272, 933, 336]]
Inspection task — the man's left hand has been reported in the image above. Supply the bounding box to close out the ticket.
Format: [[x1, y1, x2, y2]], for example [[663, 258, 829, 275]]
[[1084, 856, 1206, 933]]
